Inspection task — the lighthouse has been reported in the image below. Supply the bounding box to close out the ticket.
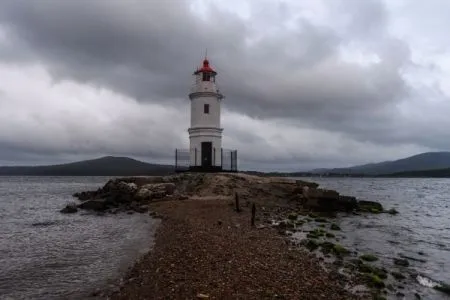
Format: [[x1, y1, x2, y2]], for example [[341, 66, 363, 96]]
[[188, 57, 224, 171], [175, 57, 237, 172]]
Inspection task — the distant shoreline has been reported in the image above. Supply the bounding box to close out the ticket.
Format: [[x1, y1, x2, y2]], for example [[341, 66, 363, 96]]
[[3, 154, 450, 178], [3, 171, 450, 178]]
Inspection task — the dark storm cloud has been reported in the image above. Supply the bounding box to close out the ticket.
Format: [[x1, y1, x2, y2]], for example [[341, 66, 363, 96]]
[[0, 0, 410, 133], [0, 0, 251, 100]]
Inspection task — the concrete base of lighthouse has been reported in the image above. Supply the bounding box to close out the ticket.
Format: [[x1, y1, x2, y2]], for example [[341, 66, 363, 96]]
[[174, 127, 238, 172], [188, 127, 222, 172], [187, 165, 223, 172], [174, 147, 238, 173]]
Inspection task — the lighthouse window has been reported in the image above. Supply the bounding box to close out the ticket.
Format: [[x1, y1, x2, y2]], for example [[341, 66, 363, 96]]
[[202, 72, 211, 82], [204, 104, 210, 114]]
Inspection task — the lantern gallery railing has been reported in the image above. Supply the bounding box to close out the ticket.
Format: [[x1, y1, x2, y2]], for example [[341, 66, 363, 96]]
[[175, 148, 238, 172]]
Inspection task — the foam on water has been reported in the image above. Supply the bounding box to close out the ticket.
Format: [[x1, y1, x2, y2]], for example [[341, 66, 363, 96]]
[[417, 275, 438, 288]]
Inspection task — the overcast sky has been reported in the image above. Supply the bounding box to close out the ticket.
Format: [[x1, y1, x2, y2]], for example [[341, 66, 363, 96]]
[[0, 0, 449, 171]]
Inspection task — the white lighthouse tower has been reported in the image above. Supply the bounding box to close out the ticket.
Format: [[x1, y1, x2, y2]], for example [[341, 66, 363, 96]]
[[174, 57, 237, 172], [187, 57, 224, 171]]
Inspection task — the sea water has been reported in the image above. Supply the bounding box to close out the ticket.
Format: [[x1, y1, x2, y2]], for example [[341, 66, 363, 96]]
[[0, 176, 159, 300], [298, 177, 450, 300]]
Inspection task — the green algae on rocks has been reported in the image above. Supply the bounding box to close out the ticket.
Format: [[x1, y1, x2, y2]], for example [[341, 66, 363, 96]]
[[391, 271, 406, 280], [366, 274, 385, 288], [360, 254, 378, 262], [332, 244, 350, 256], [434, 283, 450, 295], [357, 200, 384, 213], [303, 239, 320, 251], [330, 223, 341, 231], [314, 217, 328, 223], [288, 213, 298, 220]]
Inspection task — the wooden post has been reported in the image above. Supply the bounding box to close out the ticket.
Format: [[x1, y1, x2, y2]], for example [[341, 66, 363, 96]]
[[251, 203, 256, 227], [235, 192, 240, 212]]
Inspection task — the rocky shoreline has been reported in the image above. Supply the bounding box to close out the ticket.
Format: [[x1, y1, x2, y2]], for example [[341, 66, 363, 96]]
[[61, 172, 447, 299], [62, 173, 395, 217]]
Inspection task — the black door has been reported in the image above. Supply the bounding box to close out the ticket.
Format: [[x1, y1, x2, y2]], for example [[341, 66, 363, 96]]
[[201, 142, 212, 167]]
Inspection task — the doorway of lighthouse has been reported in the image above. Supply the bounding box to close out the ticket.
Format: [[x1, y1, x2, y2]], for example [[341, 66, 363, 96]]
[[201, 142, 212, 167]]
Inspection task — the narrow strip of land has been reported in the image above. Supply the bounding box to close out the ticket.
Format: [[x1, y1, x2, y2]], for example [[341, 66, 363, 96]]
[[107, 197, 361, 300]]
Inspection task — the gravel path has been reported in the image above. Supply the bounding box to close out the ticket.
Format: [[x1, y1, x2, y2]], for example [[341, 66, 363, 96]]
[[108, 197, 363, 300]]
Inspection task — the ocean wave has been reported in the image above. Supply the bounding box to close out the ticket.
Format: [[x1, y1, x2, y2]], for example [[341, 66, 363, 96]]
[[31, 220, 65, 227]]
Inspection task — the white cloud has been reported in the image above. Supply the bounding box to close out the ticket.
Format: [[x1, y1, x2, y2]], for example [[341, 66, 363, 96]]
[[0, 63, 188, 160]]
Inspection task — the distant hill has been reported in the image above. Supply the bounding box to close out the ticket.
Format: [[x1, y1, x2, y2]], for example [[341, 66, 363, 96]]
[[0, 156, 175, 176], [310, 152, 450, 176], [380, 167, 450, 178]]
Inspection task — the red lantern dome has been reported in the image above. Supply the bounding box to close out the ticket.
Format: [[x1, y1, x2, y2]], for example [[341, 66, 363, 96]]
[[194, 58, 217, 75]]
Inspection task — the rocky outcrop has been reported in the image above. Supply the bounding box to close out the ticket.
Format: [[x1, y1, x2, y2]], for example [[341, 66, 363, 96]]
[[60, 203, 78, 214], [77, 199, 109, 211], [135, 183, 176, 201], [295, 186, 383, 213], [65, 173, 385, 215], [70, 176, 182, 214], [357, 200, 384, 212]]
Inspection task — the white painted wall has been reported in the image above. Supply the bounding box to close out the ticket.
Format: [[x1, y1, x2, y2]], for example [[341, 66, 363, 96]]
[[190, 96, 221, 128]]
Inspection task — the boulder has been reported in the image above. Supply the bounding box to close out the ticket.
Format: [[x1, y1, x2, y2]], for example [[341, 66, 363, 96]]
[[149, 211, 163, 218], [310, 189, 340, 199], [302, 188, 340, 211], [292, 185, 306, 195], [111, 181, 138, 194], [135, 183, 176, 201], [77, 199, 108, 211], [151, 190, 167, 200], [103, 179, 117, 191], [358, 200, 384, 212], [387, 208, 399, 215], [146, 182, 176, 194], [393, 258, 409, 267], [177, 194, 189, 200], [135, 188, 154, 201], [136, 205, 149, 213], [73, 191, 97, 201], [300, 187, 359, 212], [295, 180, 319, 188], [336, 195, 358, 212], [60, 204, 78, 214], [108, 181, 138, 203]]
